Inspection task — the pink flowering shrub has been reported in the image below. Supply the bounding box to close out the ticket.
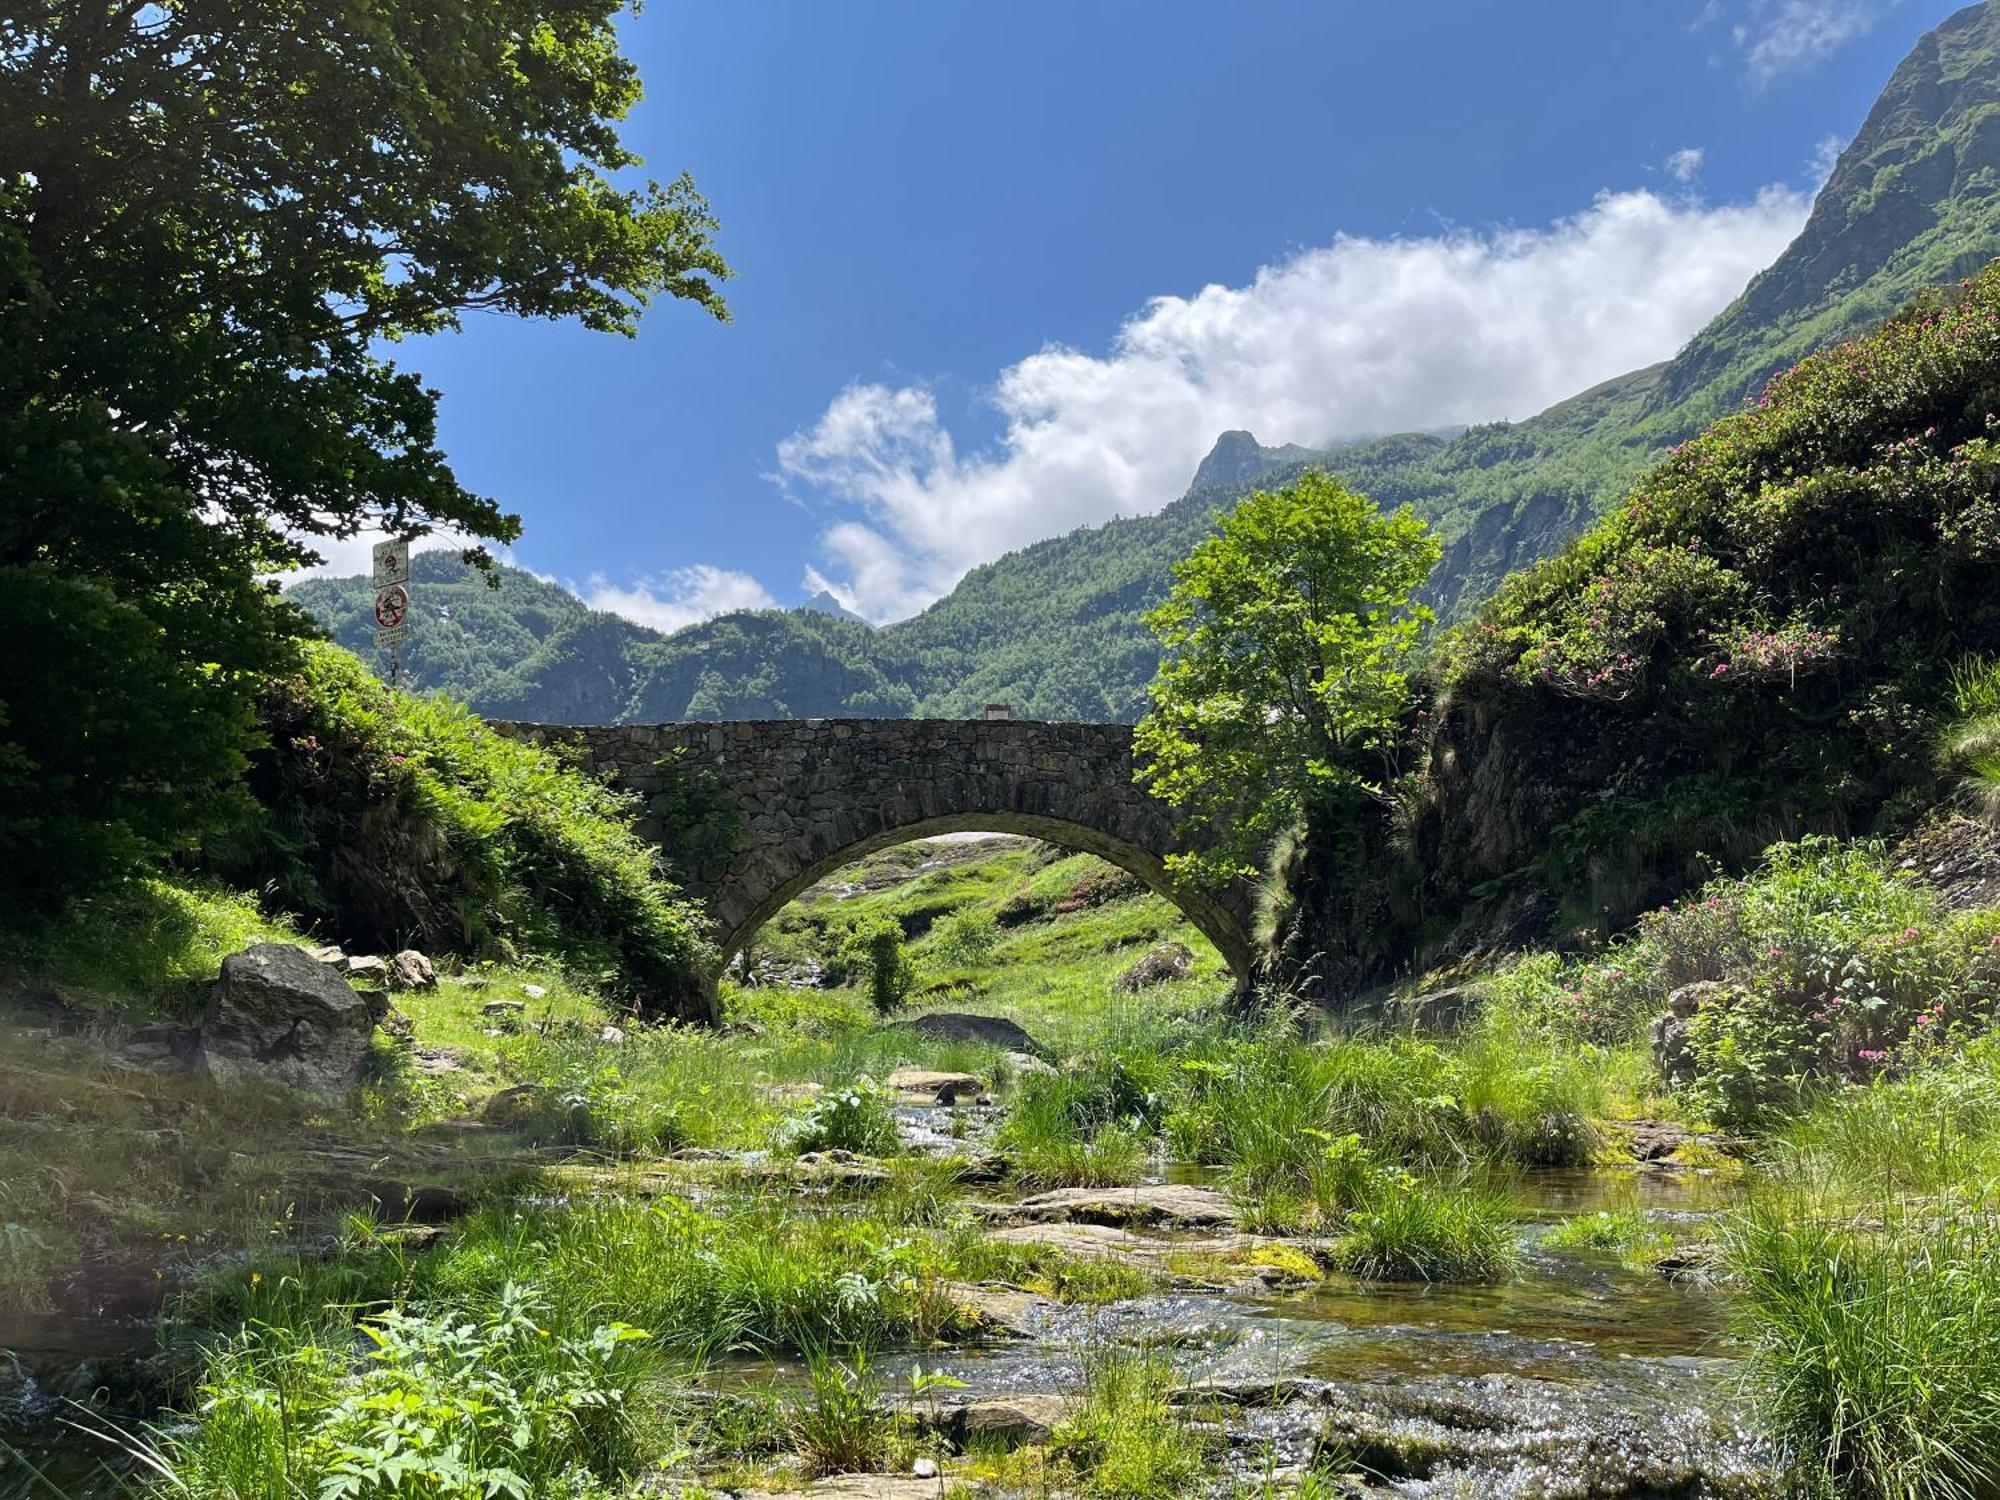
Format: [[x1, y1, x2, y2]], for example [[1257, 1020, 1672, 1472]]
[[1487, 838, 2000, 1125]]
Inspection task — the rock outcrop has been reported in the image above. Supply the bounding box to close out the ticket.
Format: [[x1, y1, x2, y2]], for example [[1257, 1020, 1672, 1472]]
[[198, 943, 387, 1095]]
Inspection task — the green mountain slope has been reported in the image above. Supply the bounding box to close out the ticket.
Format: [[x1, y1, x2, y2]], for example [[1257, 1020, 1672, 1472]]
[[292, 1, 2000, 725]]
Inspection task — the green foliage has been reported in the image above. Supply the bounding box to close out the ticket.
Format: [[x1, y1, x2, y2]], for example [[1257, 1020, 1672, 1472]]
[[838, 916, 918, 1017], [1330, 1176, 1516, 1284], [1136, 471, 1441, 886], [1942, 654, 2000, 824], [0, 876, 299, 1020], [220, 643, 713, 1014], [788, 1353, 905, 1479], [157, 1284, 657, 1500], [931, 905, 1001, 966], [2, 1, 726, 899], [1431, 264, 2000, 925], [777, 1081, 902, 1157], [1729, 1200, 2000, 1500], [1049, 1348, 1209, 1499], [1543, 1209, 1673, 1268], [1505, 837, 2000, 1124]]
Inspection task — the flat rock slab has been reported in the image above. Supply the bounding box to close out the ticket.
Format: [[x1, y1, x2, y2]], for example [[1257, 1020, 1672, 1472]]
[[986, 1183, 1240, 1230], [765, 1478, 957, 1499], [941, 1393, 1070, 1447], [942, 1281, 1057, 1337], [887, 1011, 1047, 1058], [885, 1067, 986, 1104]]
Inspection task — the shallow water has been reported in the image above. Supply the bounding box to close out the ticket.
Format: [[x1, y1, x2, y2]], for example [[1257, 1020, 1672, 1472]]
[[3, 1155, 1764, 1497]]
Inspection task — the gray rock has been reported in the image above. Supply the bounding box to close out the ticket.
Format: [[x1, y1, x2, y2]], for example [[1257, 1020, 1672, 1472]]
[[988, 1183, 1239, 1231], [1005, 1050, 1056, 1078], [888, 1011, 1047, 1057], [344, 954, 389, 983], [198, 943, 388, 1095], [1651, 980, 1726, 1083], [388, 949, 437, 992], [945, 1393, 1069, 1446], [886, 1067, 984, 1104], [1113, 941, 1195, 992], [481, 999, 526, 1016]]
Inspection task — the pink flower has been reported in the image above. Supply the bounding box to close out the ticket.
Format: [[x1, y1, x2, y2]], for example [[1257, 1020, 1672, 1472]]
[[1858, 1049, 1885, 1062]]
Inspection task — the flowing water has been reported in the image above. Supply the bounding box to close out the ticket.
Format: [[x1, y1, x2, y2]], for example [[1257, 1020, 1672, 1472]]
[[1, 1111, 1772, 1499]]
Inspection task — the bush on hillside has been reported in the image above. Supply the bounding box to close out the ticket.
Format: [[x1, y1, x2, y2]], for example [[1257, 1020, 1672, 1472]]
[[1402, 266, 2000, 942], [216, 643, 713, 1017], [1487, 838, 2000, 1125]]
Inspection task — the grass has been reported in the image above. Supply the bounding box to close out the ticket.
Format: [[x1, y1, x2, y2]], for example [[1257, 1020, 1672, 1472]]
[[1543, 1208, 1675, 1269], [1048, 1347, 1209, 1498], [1328, 1176, 1517, 1283], [1728, 1196, 2000, 1500]]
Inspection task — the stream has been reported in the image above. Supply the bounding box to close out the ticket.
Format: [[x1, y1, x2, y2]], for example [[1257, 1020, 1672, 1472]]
[[1, 1106, 1773, 1499]]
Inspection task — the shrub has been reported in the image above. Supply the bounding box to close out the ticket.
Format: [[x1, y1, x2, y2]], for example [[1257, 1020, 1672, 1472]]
[[839, 916, 917, 1016], [1942, 654, 2000, 825], [218, 643, 712, 1016], [778, 1080, 902, 1157], [930, 905, 1000, 966], [158, 1283, 656, 1499], [788, 1352, 907, 1479], [1543, 1209, 1673, 1268]]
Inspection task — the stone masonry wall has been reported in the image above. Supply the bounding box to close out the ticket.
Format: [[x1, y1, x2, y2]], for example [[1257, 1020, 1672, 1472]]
[[489, 718, 1259, 991]]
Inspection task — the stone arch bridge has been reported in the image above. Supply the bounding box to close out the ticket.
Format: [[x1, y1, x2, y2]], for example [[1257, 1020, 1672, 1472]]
[[490, 718, 1261, 1015]]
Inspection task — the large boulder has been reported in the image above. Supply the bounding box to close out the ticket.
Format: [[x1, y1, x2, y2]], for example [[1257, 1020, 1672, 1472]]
[[887, 1011, 1048, 1058], [1649, 981, 1724, 1085], [199, 943, 388, 1095]]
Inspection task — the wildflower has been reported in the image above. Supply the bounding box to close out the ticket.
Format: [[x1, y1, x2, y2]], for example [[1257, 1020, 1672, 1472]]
[[1858, 1049, 1884, 1062]]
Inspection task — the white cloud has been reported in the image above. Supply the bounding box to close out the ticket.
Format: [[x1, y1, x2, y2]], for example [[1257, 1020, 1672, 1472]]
[[1665, 147, 1706, 184], [285, 527, 468, 581], [1731, 0, 1891, 84], [777, 183, 1812, 622], [584, 564, 777, 633], [1808, 132, 1848, 185]]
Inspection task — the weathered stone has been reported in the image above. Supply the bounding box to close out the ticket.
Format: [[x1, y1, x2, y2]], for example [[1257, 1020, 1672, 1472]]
[[388, 949, 437, 992], [486, 718, 1268, 1006], [199, 943, 388, 1095], [1651, 980, 1726, 1083], [307, 944, 346, 969], [599, 1024, 627, 1046], [521, 983, 548, 1001], [481, 999, 526, 1016], [483, 1083, 549, 1126], [886, 1067, 985, 1104], [943, 1282, 1054, 1337], [343, 954, 389, 983], [764, 1477, 952, 1500], [889, 1012, 1047, 1056], [988, 1183, 1240, 1231], [1112, 941, 1196, 992], [1005, 1050, 1056, 1078], [944, 1393, 1070, 1447]]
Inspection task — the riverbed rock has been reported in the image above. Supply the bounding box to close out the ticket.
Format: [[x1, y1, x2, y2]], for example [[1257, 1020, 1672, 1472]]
[[388, 949, 437, 992], [198, 943, 388, 1095], [943, 1282, 1056, 1337], [988, 1183, 1240, 1231], [1006, 1050, 1056, 1078], [888, 1010, 1048, 1057], [766, 1478, 959, 1499], [886, 1067, 985, 1104], [944, 1393, 1070, 1446], [481, 998, 525, 1017], [1113, 941, 1195, 992]]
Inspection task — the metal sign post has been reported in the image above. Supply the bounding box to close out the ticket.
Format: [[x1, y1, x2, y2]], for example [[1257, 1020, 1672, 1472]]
[[372, 539, 412, 688]]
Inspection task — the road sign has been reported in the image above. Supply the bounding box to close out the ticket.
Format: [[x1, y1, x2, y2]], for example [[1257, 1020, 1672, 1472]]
[[374, 583, 410, 630], [372, 538, 411, 589]]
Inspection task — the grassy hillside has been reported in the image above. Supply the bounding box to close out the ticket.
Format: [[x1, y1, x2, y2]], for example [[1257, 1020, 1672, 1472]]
[[291, 4, 2000, 728]]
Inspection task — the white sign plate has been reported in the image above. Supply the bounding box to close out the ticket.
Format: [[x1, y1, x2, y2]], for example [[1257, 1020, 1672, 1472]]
[[375, 624, 412, 646], [372, 538, 411, 589]]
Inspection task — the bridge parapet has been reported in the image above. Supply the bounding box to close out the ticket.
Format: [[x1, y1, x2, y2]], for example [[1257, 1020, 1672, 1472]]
[[489, 718, 1261, 1003]]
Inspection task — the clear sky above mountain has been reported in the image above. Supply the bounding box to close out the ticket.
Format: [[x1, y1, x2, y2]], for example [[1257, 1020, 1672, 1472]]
[[343, 0, 1969, 626]]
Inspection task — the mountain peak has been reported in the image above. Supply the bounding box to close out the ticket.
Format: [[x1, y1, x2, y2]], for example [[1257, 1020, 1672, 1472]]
[[798, 589, 869, 626], [1190, 430, 1323, 494]]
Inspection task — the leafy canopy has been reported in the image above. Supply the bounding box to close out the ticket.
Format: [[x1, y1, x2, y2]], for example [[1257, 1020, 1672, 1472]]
[[0, 0, 729, 902], [1134, 470, 1440, 885]]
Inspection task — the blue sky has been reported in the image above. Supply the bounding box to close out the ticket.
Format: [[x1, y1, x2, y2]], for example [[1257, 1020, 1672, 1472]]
[[348, 0, 1967, 626]]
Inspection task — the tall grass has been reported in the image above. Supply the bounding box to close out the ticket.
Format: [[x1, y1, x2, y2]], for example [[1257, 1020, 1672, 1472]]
[[1729, 1197, 2000, 1500], [1944, 654, 2000, 825], [1049, 1347, 1208, 1499]]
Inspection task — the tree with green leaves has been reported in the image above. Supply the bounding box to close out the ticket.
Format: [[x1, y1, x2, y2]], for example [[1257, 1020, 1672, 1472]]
[[0, 0, 729, 903], [1134, 470, 1440, 886]]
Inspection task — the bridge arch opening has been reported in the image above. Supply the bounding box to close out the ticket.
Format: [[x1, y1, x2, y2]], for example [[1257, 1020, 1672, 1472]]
[[712, 812, 1256, 997]]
